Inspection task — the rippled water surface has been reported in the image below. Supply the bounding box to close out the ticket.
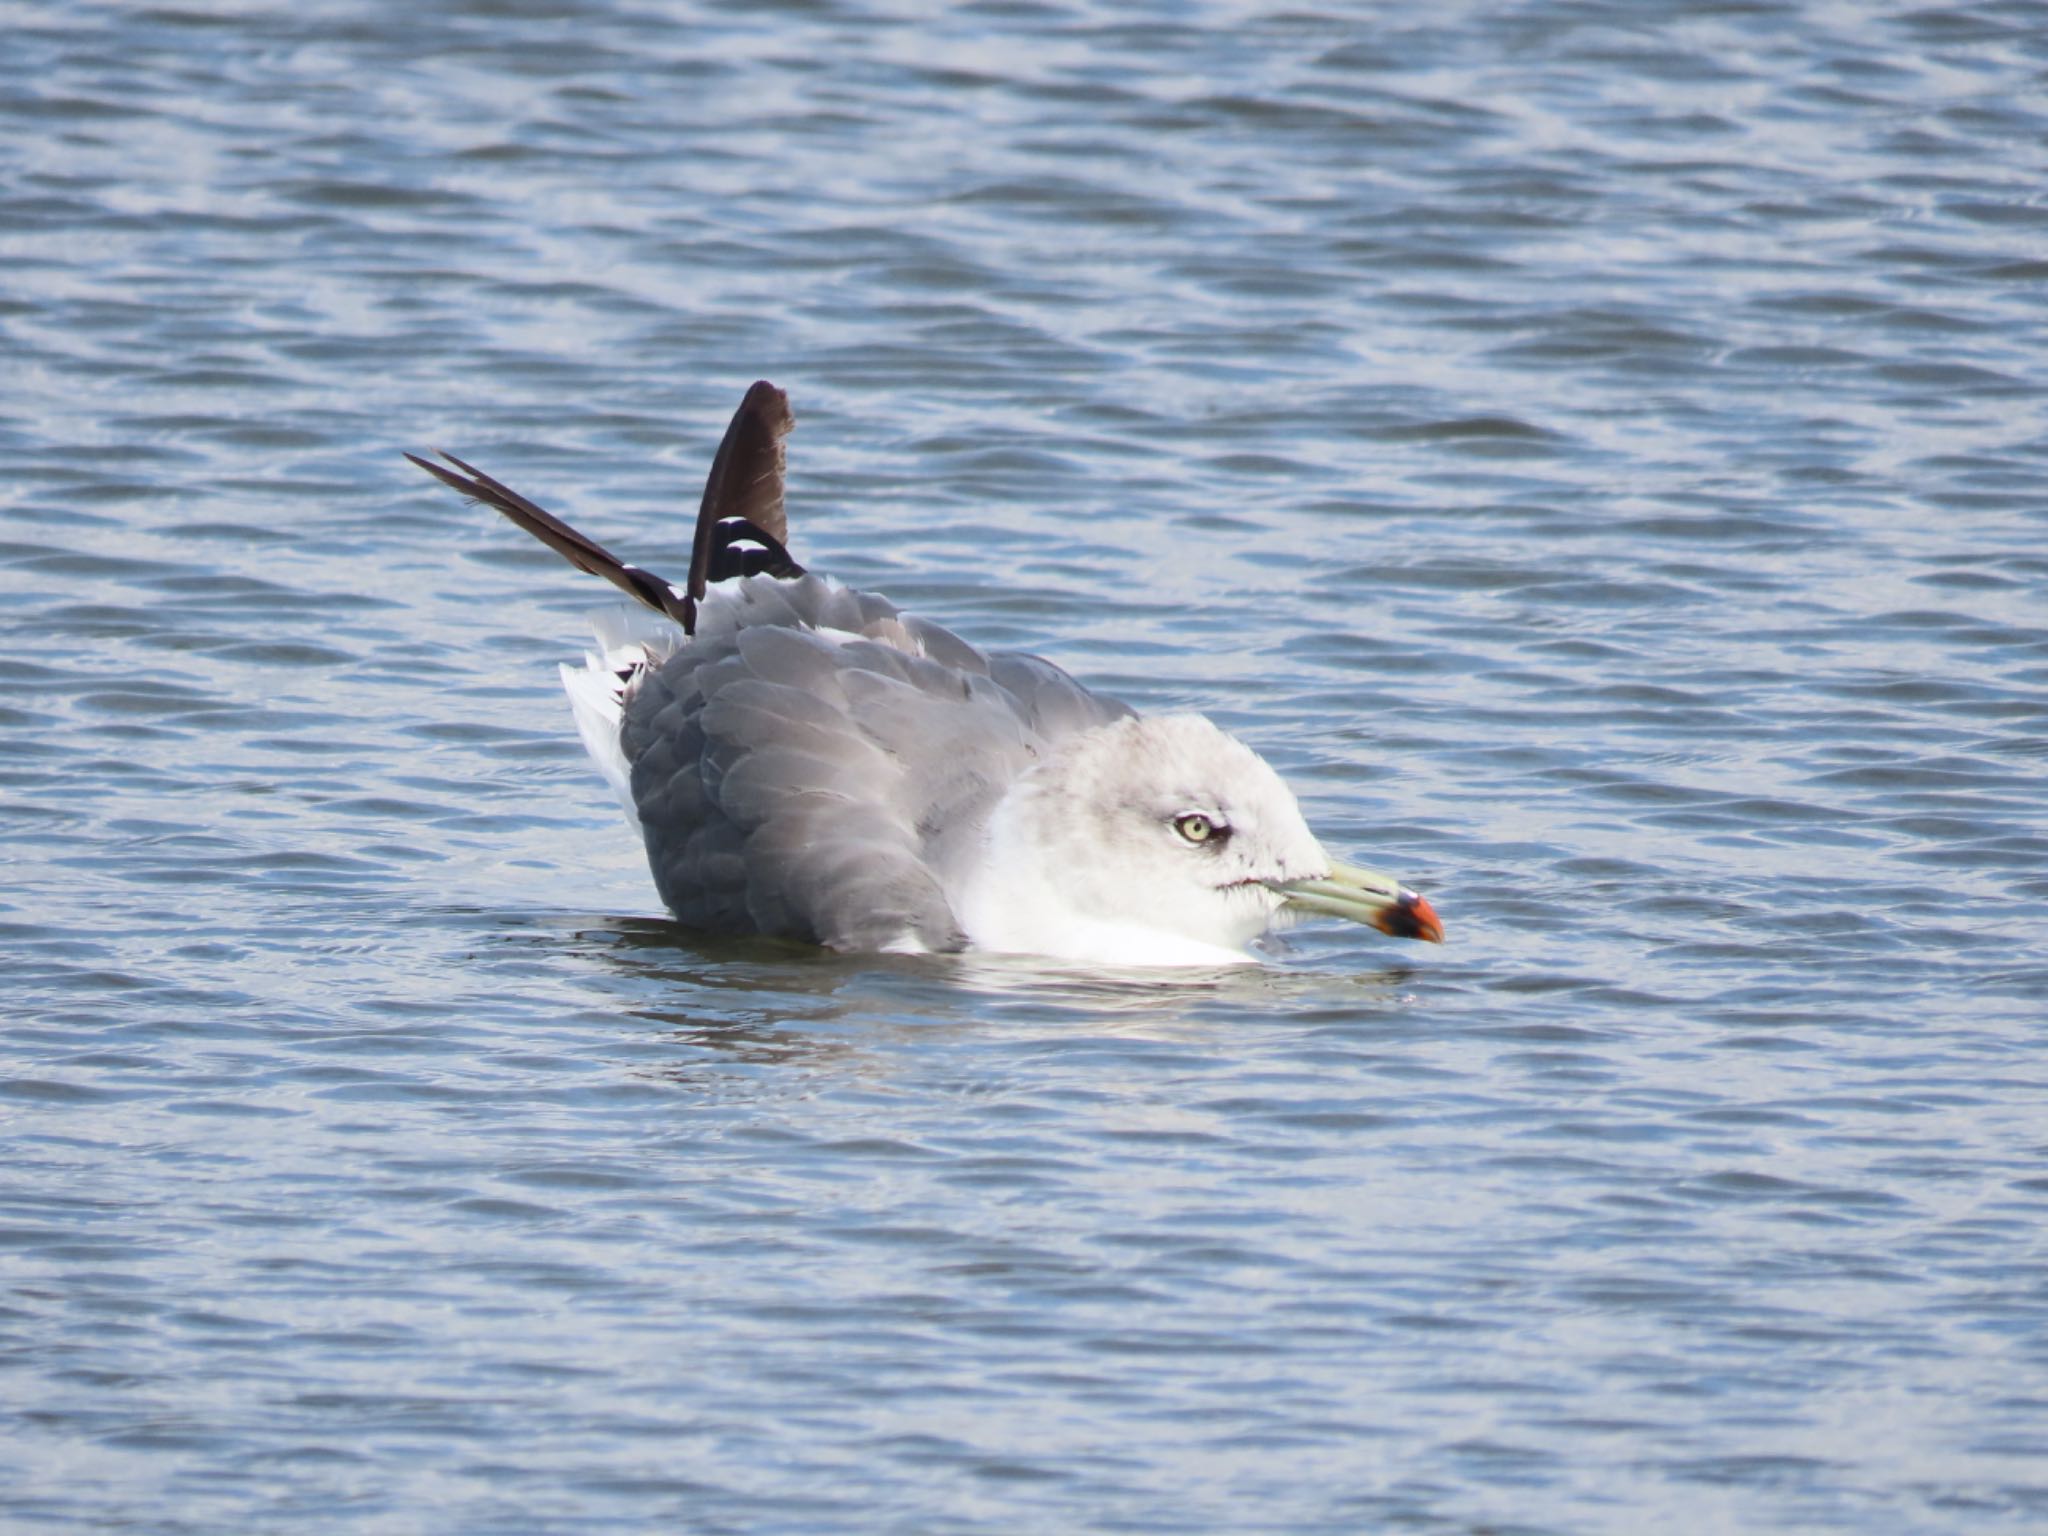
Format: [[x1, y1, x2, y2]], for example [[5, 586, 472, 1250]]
[[6, 3, 2048, 1530]]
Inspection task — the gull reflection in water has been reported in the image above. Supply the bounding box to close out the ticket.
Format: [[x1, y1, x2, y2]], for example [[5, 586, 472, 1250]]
[[489, 910, 1434, 1089]]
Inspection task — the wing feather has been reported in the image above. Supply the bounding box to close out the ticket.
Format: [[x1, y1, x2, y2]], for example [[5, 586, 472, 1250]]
[[623, 573, 1130, 952]]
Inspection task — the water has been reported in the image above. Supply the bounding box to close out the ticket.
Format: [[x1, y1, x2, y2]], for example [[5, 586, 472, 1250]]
[[5, 2, 2047, 1530]]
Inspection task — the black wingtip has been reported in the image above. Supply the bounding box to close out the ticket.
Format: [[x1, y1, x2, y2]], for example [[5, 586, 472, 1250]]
[[406, 449, 478, 499], [688, 381, 800, 600], [404, 444, 697, 630], [404, 380, 806, 639]]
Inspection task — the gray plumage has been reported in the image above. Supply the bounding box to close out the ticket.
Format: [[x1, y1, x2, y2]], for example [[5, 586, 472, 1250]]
[[618, 572, 1131, 952]]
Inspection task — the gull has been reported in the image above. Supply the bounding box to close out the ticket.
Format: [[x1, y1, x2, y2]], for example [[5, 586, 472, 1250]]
[[408, 382, 1443, 966]]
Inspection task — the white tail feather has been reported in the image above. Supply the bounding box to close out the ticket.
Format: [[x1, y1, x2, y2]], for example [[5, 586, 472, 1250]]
[[559, 606, 683, 825], [586, 604, 681, 658]]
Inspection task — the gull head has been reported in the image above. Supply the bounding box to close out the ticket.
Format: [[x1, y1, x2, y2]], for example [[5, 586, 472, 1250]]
[[961, 713, 1443, 966]]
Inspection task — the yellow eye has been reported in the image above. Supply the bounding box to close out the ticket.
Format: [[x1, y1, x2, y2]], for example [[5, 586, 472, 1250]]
[[1174, 813, 1214, 843]]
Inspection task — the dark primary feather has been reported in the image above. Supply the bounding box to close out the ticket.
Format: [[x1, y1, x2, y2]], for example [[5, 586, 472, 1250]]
[[687, 379, 798, 602], [406, 379, 802, 636], [404, 449, 695, 627]]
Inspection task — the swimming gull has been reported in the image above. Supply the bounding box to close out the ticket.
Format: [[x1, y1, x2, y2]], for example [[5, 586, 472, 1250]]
[[408, 382, 1443, 966]]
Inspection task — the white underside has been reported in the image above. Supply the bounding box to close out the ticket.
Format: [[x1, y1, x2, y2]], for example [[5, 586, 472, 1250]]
[[962, 910, 1257, 967]]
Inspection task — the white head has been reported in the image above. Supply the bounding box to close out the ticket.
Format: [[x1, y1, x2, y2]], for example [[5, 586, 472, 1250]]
[[959, 713, 1440, 966]]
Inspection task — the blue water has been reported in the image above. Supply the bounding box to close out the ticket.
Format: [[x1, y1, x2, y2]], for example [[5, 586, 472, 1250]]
[[5, 3, 2047, 1530]]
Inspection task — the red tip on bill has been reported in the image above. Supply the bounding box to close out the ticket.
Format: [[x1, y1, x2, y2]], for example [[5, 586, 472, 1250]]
[[1373, 890, 1445, 945]]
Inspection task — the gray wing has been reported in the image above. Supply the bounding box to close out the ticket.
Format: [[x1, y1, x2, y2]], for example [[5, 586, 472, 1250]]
[[618, 573, 1132, 952]]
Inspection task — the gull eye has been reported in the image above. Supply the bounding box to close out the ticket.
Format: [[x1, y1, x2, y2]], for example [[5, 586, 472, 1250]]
[[1174, 813, 1216, 844]]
